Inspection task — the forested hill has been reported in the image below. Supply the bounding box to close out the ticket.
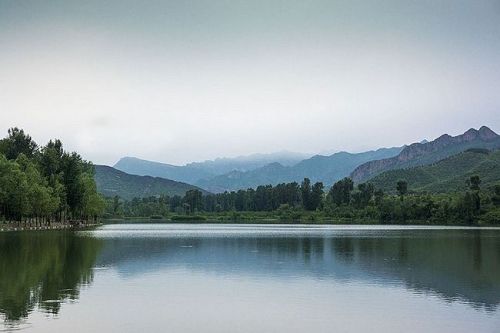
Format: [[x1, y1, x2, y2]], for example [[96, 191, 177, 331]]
[[351, 126, 500, 182], [94, 165, 208, 200], [369, 149, 500, 193]]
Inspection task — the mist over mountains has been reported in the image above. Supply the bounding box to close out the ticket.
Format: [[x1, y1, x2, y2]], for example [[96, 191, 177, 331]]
[[113, 148, 403, 193], [114, 151, 310, 185], [195, 147, 403, 192], [104, 126, 500, 196]]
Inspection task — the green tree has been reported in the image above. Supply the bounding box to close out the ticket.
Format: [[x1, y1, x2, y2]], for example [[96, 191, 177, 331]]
[[468, 175, 481, 191], [16, 154, 59, 222], [328, 178, 353, 206], [310, 182, 324, 210], [300, 178, 312, 210], [492, 185, 500, 206], [374, 189, 384, 206], [396, 180, 408, 200], [183, 189, 203, 213], [0, 127, 38, 160], [461, 192, 479, 224], [112, 196, 122, 216], [0, 155, 30, 221], [80, 173, 105, 221], [353, 183, 375, 208]]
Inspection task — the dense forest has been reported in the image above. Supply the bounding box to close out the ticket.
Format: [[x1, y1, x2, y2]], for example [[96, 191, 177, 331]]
[[0, 128, 104, 225], [105, 175, 500, 225]]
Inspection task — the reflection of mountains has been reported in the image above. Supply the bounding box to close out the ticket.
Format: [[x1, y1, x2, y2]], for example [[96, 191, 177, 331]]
[[97, 229, 500, 310], [0, 232, 102, 323]]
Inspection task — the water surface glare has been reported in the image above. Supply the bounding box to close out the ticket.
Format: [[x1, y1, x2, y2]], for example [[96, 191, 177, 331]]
[[1, 223, 500, 332]]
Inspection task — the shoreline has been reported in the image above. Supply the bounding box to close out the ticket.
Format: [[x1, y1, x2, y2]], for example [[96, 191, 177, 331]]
[[101, 217, 497, 227], [2, 218, 498, 230], [0, 222, 102, 232]]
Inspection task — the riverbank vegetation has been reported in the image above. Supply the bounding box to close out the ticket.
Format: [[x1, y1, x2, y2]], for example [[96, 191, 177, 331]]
[[104, 176, 500, 225], [0, 128, 104, 226]]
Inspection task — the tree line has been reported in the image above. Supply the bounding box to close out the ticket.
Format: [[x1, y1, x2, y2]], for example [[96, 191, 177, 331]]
[[106, 175, 500, 225], [0, 128, 104, 225]]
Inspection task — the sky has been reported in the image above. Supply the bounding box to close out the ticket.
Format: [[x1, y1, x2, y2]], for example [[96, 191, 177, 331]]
[[1, 0, 500, 166]]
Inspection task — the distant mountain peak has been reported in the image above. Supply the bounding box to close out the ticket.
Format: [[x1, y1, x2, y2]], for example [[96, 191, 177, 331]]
[[350, 126, 500, 182], [478, 125, 498, 139], [114, 156, 176, 168], [458, 126, 498, 142], [462, 128, 481, 140], [434, 133, 452, 144]]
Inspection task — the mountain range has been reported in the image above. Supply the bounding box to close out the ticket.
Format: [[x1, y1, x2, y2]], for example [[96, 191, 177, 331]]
[[114, 151, 310, 185], [95, 126, 500, 198], [195, 147, 403, 192], [351, 126, 500, 182]]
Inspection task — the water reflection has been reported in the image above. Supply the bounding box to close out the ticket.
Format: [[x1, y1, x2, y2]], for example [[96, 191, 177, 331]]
[[0, 231, 102, 324], [94, 225, 500, 310], [1, 224, 499, 331]]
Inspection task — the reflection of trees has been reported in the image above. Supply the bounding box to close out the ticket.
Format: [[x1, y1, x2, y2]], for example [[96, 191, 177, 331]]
[[328, 230, 500, 310], [0, 232, 102, 322], [98, 230, 500, 309]]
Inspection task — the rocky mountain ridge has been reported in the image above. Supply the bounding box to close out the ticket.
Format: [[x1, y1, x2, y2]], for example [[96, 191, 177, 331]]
[[350, 126, 500, 182]]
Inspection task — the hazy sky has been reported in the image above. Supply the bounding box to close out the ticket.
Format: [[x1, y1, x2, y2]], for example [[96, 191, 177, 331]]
[[1, 0, 500, 165]]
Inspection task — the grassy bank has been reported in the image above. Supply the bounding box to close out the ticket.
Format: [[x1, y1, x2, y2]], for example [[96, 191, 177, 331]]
[[102, 211, 499, 226]]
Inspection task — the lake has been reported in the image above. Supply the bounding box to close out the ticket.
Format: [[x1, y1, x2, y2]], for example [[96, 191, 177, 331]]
[[1, 223, 500, 332]]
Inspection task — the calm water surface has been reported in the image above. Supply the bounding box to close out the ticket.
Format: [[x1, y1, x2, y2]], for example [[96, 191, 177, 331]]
[[1, 223, 500, 332]]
